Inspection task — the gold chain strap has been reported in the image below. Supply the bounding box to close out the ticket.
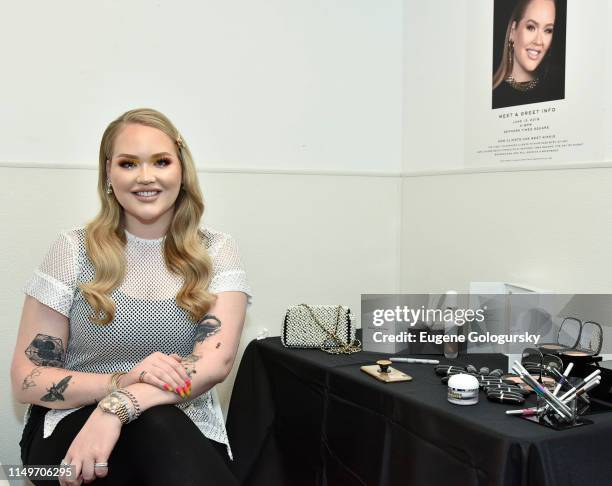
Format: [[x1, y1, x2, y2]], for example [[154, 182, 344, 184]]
[[300, 304, 361, 354]]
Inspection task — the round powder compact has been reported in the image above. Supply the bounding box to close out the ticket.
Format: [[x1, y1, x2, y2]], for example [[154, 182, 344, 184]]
[[562, 350, 594, 357], [539, 343, 566, 350], [447, 374, 480, 406]]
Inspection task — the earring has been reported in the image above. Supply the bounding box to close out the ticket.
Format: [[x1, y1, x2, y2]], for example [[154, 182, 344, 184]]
[[106, 179, 113, 194]]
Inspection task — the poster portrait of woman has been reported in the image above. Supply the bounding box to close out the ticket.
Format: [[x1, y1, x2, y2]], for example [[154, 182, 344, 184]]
[[492, 0, 567, 110]]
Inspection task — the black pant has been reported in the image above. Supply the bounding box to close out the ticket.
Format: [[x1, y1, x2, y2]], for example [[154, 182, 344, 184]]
[[20, 404, 239, 486]]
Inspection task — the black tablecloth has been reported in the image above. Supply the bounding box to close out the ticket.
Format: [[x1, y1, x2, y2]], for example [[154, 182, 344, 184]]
[[226, 335, 612, 486]]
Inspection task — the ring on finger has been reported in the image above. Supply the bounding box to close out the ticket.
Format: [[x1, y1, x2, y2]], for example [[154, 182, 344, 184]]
[[59, 460, 73, 480], [94, 463, 109, 468], [138, 371, 147, 383]]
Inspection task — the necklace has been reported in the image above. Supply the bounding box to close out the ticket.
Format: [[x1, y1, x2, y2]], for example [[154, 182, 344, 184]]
[[505, 75, 539, 92]]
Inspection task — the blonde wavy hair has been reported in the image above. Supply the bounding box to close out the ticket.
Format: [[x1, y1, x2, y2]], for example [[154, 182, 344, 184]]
[[80, 108, 216, 325]]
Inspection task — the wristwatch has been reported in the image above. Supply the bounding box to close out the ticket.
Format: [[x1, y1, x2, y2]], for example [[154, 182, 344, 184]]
[[98, 391, 130, 425]]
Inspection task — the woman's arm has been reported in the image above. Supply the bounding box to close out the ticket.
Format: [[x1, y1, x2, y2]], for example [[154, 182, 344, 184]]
[[10, 296, 124, 409], [116, 291, 248, 411]]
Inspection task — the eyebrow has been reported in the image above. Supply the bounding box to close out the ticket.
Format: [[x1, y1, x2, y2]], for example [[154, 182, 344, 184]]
[[114, 152, 174, 159], [525, 19, 555, 27]]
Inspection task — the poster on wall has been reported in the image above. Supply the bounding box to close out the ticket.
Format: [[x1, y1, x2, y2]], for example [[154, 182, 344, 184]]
[[465, 0, 608, 167]]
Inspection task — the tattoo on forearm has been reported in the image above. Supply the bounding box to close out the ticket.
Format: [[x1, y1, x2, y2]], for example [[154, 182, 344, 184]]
[[181, 353, 201, 378], [25, 334, 65, 367], [22, 368, 42, 391], [194, 315, 221, 343], [182, 353, 201, 364], [41, 376, 72, 402]]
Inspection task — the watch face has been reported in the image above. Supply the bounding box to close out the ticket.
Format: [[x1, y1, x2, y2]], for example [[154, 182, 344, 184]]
[[99, 393, 129, 424], [100, 394, 124, 413], [111, 396, 122, 411]]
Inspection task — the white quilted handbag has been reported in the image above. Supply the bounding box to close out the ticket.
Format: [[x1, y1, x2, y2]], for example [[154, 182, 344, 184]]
[[281, 304, 361, 354]]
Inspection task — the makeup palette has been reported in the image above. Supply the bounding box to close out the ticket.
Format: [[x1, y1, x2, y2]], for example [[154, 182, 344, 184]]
[[502, 373, 556, 392], [539, 318, 604, 368], [537, 317, 581, 355], [559, 321, 603, 365]]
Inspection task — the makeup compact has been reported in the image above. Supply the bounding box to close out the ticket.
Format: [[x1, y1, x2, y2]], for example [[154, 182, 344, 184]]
[[539, 317, 604, 368], [560, 320, 603, 366], [501, 348, 565, 392], [502, 373, 555, 392], [538, 317, 582, 355]]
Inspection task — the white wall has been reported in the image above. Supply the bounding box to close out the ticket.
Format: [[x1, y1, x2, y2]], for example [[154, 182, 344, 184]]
[[0, 0, 402, 173], [402, 0, 467, 171], [400, 168, 612, 294]]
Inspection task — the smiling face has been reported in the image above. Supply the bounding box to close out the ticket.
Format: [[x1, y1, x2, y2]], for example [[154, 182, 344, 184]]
[[106, 123, 182, 238], [510, 0, 556, 81]]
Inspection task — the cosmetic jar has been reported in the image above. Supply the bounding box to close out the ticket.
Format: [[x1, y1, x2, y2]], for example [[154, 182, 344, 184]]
[[447, 374, 479, 406]]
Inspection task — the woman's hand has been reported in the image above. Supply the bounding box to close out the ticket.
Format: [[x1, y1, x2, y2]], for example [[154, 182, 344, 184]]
[[59, 407, 121, 486], [123, 351, 191, 397]]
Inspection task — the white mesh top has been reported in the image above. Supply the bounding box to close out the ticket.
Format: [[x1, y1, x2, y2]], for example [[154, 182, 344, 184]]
[[22, 226, 252, 460]]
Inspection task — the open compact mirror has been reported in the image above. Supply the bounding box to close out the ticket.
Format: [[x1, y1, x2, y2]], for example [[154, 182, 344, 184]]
[[560, 320, 603, 365], [537, 317, 581, 355]]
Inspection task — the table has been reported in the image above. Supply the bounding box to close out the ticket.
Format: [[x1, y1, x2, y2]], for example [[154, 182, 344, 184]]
[[226, 334, 612, 486]]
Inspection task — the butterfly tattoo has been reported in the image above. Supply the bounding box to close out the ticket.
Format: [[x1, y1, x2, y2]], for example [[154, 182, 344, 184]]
[[41, 376, 72, 402]]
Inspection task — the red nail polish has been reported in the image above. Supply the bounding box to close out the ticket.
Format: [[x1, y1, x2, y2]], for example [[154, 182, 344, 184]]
[[164, 384, 171, 391], [175, 387, 181, 394], [185, 379, 191, 386]]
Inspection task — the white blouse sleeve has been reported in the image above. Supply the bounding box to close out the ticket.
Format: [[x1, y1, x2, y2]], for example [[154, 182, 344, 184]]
[[23, 231, 79, 317], [207, 231, 252, 305]]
